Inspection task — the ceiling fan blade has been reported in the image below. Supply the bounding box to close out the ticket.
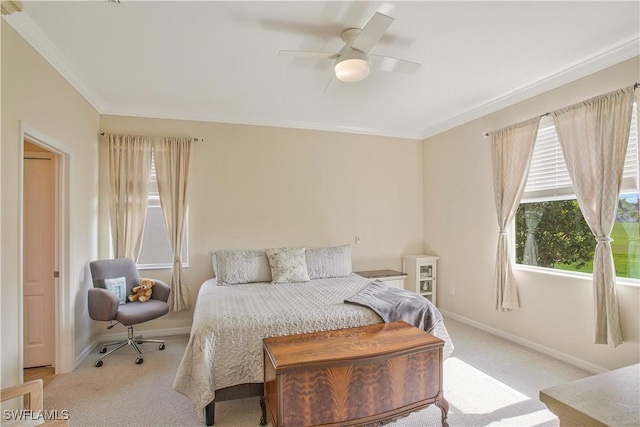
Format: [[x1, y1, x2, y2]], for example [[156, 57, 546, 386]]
[[370, 54, 421, 74], [278, 50, 338, 59], [351, 12, 394, 53], [324, 74, 336, 93]]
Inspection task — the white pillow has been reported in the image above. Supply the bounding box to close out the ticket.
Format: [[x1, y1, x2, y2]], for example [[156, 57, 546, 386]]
[[265, 247, 310, 284], [213, 249, 272, 285], [305, 244, 353, 279], [104, 276, 127, 305]]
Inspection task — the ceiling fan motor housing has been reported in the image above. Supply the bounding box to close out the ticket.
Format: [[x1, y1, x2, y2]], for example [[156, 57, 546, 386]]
[[334, 46, 370, 82]]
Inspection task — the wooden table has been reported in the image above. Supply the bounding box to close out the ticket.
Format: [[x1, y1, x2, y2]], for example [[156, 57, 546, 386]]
[[263, 321, 448, 427], [354, 269, 407, 289], [540, 364, 639, 426]]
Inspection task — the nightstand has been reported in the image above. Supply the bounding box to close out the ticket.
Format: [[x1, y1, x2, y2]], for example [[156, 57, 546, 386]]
[[354, 269, 407, 289], [402, 255, 439, 305]]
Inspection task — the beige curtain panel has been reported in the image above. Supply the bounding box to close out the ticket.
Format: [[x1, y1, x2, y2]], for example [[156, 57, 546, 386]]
[[154, 137, 192, 312], [490, 118, 540, 311], [108, 134, 153, 260], [552, 86, 635, 347]]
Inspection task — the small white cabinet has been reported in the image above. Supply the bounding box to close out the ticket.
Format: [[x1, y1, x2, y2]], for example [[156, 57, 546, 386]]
[[402, 255, 439, 306]]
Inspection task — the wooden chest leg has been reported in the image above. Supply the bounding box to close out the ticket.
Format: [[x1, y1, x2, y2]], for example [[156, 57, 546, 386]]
[[259, 396, 267, 426], [435, 394, 450, 427]]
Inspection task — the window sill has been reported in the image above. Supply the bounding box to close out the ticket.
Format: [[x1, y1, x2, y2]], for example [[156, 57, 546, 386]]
[[137, 263, 189, 271], [513, 264, 639, 288]]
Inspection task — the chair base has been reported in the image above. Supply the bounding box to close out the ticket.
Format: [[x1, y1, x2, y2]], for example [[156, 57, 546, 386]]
[[94, 325, 165, 367]]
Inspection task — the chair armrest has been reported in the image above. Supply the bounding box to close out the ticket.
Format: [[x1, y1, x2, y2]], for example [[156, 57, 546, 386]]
[[88, 288, 119, 321], [151, 279, 170, 303], [0, 379, 43, 411]]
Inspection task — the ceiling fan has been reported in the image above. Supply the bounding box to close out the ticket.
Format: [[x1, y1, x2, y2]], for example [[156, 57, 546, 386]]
[[279, 11, 421, 84]]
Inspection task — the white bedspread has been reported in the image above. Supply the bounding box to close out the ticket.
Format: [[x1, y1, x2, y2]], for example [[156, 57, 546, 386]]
[[173, 274, 454, 414]]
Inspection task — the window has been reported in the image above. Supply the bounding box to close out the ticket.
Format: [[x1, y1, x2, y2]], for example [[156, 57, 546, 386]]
[[515, 104, 639, 279], [137, 153, 188, 269]]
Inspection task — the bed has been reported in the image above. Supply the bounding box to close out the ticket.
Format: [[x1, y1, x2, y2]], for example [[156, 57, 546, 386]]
[[173, 246, 454, 425]]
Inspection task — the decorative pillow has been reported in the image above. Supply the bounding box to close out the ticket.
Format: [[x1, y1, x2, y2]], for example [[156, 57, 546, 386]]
[[214, 249, 272, 285], [306, 244, 353, 279], [104, 276, 127, 305], [265, 247, 310, 284]]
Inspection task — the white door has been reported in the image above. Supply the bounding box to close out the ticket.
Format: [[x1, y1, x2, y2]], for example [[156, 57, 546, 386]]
[[23, 151, 56, 368]]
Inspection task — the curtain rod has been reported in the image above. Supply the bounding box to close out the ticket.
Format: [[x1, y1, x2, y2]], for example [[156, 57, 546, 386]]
[[99, 132, 203, 142], [482, 113, 550, 138], [482, 82, 639, 138]]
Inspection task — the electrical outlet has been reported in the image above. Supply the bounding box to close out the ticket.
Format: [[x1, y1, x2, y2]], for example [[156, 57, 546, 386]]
[[449, 288, 455, 297]]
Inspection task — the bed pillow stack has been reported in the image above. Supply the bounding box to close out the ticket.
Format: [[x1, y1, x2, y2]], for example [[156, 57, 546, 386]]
[[210, 244, 353, 285]]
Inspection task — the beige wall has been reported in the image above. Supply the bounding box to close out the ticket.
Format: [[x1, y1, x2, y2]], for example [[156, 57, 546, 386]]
[[1, 24, 101, 387], [423, 57, 640, 371], [98, 115, 425, 333]]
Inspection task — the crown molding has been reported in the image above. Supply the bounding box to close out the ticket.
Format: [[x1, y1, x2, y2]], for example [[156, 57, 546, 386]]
[[101, 105, 423, 140], [2, 12, 105, 113], [420, 35, 640, 140], [1, 0, 22, 15]]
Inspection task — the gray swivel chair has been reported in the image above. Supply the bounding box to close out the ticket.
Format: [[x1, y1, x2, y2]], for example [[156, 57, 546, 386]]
[[88, 257, 170, 367]]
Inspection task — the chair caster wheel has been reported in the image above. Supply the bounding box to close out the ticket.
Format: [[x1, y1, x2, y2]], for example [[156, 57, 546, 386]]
[[99, 347, 107, 354], [94, 360, 103, 367], [135, 357, 144, 365], [159, 343, 166, 350]]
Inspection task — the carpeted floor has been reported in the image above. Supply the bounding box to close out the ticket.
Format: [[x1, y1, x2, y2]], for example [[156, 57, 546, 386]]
[[44, 318, 591, 426]]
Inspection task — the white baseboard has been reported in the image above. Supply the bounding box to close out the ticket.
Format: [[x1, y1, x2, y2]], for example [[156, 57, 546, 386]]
[[440, 309, 607, 374], [74, 327, 191, 368], [74, 337, 101, 369]]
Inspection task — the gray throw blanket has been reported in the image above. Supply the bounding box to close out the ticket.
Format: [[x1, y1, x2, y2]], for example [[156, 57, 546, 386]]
[[345, 280, 443, 333]]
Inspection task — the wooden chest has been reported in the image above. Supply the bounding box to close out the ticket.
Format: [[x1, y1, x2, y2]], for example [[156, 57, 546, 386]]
[[262, 321, 449, 427]]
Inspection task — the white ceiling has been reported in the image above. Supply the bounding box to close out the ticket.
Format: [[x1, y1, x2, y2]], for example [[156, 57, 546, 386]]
[[5, 1, 639, 139]]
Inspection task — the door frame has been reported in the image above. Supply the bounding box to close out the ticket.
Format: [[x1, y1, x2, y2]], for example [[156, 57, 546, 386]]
[[19, 121, 74, 375]]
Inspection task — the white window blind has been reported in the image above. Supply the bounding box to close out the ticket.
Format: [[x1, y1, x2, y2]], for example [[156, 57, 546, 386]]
[[523, 102, 639, 201], [137, 153, 188, 269]]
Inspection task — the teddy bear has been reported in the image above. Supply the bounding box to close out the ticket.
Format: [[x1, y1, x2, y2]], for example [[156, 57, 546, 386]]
[[128, 278, 155, 303]]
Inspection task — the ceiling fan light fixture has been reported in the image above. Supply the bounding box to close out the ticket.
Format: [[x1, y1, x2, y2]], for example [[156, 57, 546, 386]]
[[334, 49, 370, 82]]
